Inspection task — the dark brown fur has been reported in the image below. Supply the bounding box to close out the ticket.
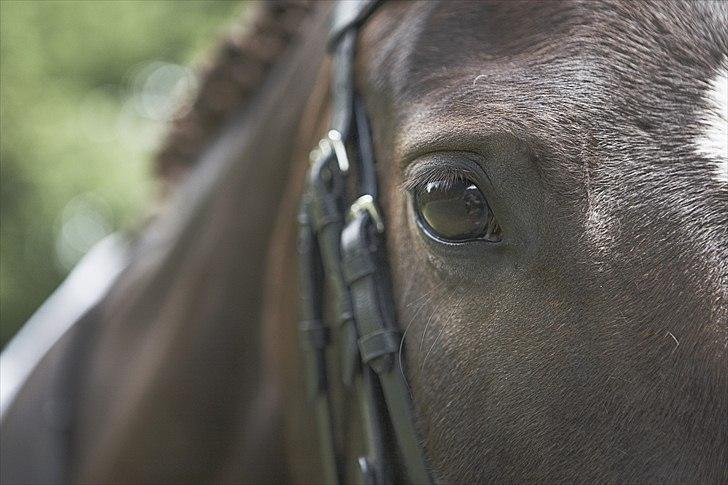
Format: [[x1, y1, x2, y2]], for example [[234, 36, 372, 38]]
[[356, 1, 727, 482], [2, 1, 725, 484]]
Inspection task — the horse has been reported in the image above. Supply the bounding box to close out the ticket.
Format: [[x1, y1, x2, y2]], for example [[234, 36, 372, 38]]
[[1, 0, 726, 483]]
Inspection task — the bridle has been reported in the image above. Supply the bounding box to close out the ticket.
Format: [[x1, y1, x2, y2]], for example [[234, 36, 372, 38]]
[[297, 1, 433, 484]]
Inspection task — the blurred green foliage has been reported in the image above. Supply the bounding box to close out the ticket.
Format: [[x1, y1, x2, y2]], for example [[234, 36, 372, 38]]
[[1, 0, 243, 346]]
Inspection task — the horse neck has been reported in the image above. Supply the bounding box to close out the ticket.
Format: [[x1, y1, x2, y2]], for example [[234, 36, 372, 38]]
[[255, 60, 333, 484], [155, 1, 316, 186], [71, 7, 331, 483]]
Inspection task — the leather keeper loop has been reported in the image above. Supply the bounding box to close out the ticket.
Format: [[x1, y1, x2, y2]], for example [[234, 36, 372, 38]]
[[342, 216, 377, 285], [359, 329, 400, 374]]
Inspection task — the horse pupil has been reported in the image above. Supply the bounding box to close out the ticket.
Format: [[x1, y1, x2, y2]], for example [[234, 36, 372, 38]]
[[416, 179, 490, 241]]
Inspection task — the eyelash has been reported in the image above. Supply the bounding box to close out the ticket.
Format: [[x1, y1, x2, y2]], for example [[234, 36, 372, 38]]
[[401, 164, 479, 193]]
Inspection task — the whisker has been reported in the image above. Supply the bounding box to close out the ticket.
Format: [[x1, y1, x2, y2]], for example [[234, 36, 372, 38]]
[[414, 283, 445, 355], [421, 294, 465, 373], [419, 308, 438, 355], [406, 280, 444, 308], [420, 325, 443, 373], [397, 297, 433, 394], [398, 281, 444, 395], [399, 318, 414, 395]]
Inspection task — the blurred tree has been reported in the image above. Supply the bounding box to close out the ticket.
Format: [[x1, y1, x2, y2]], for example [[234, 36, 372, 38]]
[[0, 0, 243, 346]]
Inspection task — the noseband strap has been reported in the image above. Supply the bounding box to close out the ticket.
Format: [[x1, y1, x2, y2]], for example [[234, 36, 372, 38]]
[[297, 1, 432, 484]]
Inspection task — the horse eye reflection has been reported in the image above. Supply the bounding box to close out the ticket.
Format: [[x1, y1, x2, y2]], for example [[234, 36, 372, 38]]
[[415, 179, 495, 241]]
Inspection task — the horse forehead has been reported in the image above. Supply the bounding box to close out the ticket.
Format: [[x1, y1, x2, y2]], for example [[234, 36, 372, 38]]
[[364, 1, 728, 170], [362, 1, 727, 278], [369, 0, 726, 90]]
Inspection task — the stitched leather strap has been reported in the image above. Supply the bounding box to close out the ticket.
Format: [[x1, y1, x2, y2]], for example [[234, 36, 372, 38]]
[[329, 1, 384, 140], [297, 197, 340, 484], [308, 154, 360, 387], [298, 1, 434, 483], [342, 212, 432, 485]]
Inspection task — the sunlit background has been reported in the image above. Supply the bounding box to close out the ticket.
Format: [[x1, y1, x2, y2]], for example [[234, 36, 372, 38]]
[[0, 0, 244, 346]]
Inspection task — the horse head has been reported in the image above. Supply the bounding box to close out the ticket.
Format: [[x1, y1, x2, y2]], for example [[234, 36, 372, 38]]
[[349, 1, 727, 481], [1, 1, 725, 483]]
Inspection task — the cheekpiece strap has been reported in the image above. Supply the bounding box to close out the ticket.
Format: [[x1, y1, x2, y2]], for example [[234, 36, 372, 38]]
[[297, 1, 434, 484], [328, 0, 384, 51]]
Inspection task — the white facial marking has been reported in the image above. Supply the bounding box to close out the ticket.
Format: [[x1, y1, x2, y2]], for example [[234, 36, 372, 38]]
[[695, 59, 728, 184]]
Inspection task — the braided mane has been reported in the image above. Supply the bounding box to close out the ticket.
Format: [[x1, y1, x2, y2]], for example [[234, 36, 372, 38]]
[[155, 0, 313, 186]]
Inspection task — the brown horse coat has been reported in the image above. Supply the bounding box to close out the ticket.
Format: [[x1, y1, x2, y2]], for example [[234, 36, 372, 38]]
[[1, 1, 726, 483]]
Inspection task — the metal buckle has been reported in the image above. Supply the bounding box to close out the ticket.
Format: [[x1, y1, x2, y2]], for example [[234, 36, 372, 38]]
[[327, 130, 350, 173], [309, 129, 350, 174], [348, 194, 384, 233]]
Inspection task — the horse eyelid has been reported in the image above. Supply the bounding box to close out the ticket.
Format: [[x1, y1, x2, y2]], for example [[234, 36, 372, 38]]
[[400, 163, 479, 193]]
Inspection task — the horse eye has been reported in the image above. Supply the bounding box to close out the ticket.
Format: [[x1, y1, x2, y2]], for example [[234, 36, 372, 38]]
[[414, 178, 501, 242]]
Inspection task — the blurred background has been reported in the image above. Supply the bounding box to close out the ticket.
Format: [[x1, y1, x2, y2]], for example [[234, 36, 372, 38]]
[[0, 0, 244, 347]]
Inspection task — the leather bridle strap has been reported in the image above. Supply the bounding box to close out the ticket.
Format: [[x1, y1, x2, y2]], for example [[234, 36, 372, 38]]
[[341, 214, 432, 485], [298, 1, 433, 484], [328, 0, 383, 139]]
